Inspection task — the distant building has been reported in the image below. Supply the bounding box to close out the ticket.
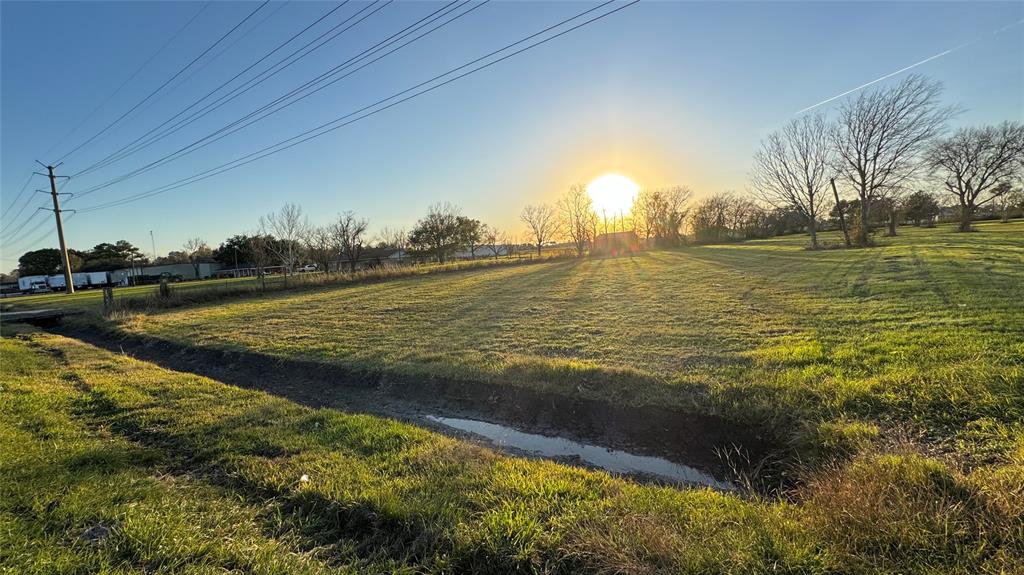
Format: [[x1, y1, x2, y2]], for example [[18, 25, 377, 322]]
[[593, 231, 640, 255]]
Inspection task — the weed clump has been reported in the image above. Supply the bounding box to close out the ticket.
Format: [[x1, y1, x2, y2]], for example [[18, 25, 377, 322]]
[[805, 451, 1022, 573]]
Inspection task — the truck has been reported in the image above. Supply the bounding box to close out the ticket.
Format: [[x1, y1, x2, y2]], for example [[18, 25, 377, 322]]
[[18, 275, 49, 293]]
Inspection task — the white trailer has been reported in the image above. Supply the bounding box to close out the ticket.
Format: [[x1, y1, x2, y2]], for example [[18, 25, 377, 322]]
[[47, 275, 66, 291], [18, 275, 49, 293], [71, 272, 90, 289], [85, 271, 111, 287]]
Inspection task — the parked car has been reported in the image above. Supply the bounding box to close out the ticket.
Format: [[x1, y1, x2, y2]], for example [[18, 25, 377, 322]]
[[298, 264, 318, 273]]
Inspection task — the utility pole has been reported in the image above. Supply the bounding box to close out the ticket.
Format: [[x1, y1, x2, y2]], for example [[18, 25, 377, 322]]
[[41, 164, 75, 294], [150, 230, 157, 262], [830, 178, 852, 248]]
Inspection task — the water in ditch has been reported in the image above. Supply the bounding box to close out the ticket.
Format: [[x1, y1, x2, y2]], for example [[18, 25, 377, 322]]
[[426, 415, 735, 490]]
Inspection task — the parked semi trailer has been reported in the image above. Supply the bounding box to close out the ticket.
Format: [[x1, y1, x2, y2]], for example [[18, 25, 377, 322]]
[[19, 272, 113, 293], [45, 272, 113, 291], [18, 275, 50, 293], [84, 271, 112, 287]]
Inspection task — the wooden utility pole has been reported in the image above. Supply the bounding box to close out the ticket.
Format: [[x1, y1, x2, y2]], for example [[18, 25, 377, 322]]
[[45, 165, 75, 294], [830, 178, 852, 249]]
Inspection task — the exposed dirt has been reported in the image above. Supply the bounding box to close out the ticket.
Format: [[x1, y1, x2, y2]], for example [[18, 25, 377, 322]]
[[54, 326, 782, 490]]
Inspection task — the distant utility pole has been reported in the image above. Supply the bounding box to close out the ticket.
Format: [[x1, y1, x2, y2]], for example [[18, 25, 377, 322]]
[[37, 163, 75, 294], [150, 230, 157, 261]]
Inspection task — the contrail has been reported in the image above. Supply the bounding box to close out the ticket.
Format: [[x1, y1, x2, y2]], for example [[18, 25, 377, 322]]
[[795, 19, 1024, 115]]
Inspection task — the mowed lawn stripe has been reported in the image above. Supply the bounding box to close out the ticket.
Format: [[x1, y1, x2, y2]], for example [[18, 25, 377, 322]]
[[111, 223, 1023, 458]]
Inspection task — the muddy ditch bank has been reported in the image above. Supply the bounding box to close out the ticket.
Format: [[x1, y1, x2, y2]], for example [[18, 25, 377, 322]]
[[54, 327, 782, 491]]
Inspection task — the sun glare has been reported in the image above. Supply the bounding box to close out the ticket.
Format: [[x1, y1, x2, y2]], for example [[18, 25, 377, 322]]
[[587, 174, 640, 215]]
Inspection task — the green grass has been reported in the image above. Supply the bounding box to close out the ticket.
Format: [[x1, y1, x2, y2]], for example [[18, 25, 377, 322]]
[[3, 330, 1021, 573], [4, 222, 1023, 572], [110, 221, 1024, 464]]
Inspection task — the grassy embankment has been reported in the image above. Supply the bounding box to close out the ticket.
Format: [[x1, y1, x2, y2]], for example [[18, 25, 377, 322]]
[[3, 330, 1021, 573], [109, 221, 1024, 466]]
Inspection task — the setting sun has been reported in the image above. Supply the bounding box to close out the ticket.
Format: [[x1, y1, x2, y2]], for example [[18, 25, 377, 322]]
[[586, 174, 640, 215]]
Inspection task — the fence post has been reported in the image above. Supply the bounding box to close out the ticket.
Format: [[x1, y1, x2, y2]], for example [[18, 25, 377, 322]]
[[102, 287, 114, 315]]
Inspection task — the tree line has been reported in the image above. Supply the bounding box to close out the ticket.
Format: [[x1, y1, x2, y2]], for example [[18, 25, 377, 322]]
[[750, 74, 1024, 248]]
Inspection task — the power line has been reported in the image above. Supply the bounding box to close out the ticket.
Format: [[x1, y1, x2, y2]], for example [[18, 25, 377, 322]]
[[76, 0, 474, 181], [70, 0, 370, 179], [1, 204, 48, 241], [153, 1, 292, 102], [75, 0, 639, 214], [69, 0, 332, 179], [3, 179, 71, 244], [55, 0, 271, 165], [2, 211, 54, 251], [89, 0, 292, 149], [5, 0, 385, 239], [4, 213, 77, 257], [40, 1, 212, 161], [2, 2, 209, 228], [1, 172, 38, 222], [70, 0, 478, 198]]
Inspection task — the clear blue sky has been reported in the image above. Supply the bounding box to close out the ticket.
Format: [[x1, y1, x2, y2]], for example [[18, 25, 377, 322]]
[[2, 1, 1022, 268]]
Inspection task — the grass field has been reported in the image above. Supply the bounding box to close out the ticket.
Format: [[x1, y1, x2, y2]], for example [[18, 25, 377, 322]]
[[3, 221, 1022, 573], [112, 221, 1024, 465], [3, 330, 1021, 573]]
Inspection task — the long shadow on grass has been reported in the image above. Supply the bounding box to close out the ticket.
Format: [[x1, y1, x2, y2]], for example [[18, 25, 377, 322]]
[[66, 378, 481, 571], [55, 325, 779, 490]]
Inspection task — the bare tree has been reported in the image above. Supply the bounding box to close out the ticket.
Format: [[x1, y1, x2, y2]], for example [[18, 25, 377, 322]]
[[633, 186, 692, 246], [996, 184, 1024, 223], [182, 237, 212, 279], [500, 232, 516, 260], [482, 225, 501, 259], [558, 184, 596, 257], [689, 192, 770, 243], [375, 226, 408, 261], [461, 218, 484, 259], [260, 203, 308, 275], [751, 113, 831, 248], [927, 121, 1024, 232], [332, 211, 369, 272], [520, 203, 559, 257], [632, 189, 659, 240], [659, 186, 692, 246], [245, 233, 274, 288], [831, 75, 956, 246], [408, 202, 463, 263], [304, 225, 337, 273]]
